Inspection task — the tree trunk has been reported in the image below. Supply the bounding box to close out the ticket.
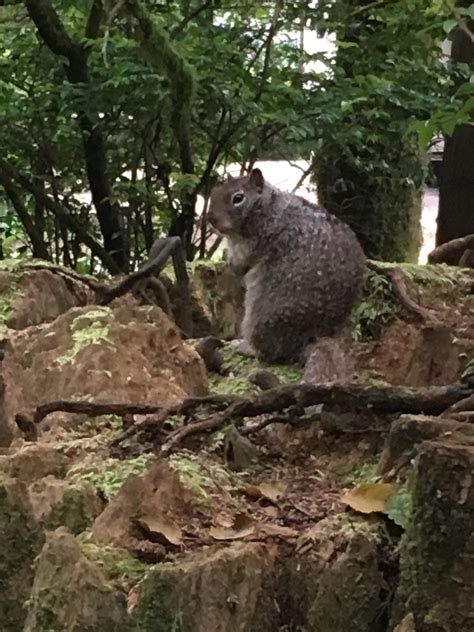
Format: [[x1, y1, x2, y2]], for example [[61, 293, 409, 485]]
[[0, 176, 50, 260], [24, 0, 128, 271], [313, 0, 424, 262], [436, 9, 474, 246]]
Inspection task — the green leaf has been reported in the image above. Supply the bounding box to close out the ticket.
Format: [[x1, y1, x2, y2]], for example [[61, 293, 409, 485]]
[[385, 492, 412, 529], [442, 19, 458, 34]]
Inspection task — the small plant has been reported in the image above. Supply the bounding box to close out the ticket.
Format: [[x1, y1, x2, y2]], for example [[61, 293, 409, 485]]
[[169, 451, 231, 504], [352, 269, 398, 341], [68, 454, 154, 499]]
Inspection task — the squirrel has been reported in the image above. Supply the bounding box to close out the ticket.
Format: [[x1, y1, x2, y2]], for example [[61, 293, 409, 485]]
[[207, 168, 366, 379]]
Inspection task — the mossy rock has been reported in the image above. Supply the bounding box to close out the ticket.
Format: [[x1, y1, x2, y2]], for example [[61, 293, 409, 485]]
[[0, 476, 44, 631], [23, 528, 130, 632], [132, 543, 278, 632], [393, 442, 474, 631], [284, 513, 389, 632], [47, 482, 105, 535]]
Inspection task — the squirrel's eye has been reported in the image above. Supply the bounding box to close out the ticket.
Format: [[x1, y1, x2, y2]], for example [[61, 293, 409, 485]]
[[232, 192, 245, 206]]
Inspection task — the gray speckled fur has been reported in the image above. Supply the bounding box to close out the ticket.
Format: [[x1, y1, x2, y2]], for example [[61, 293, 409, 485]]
[[208, 170, 366, 364]]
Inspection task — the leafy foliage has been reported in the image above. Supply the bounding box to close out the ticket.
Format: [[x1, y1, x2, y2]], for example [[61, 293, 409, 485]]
[[0, 1, 467, 268]]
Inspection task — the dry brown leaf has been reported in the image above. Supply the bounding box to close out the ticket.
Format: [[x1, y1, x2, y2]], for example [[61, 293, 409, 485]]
[[260, 505, 280, 519], [257, 522, 298, 539], [242, 484, 263, 500], [134, 514, 183, 546], [242, 481, 287, 504], [210, 512, 255, 540], [341, 482, 394, 514], [393, 613, 416, 632]]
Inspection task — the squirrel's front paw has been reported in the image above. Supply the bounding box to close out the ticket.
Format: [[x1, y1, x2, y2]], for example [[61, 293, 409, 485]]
[[230, 338, 257, 358]]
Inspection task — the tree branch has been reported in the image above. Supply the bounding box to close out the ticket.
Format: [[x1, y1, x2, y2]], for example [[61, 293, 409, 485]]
[[0, 157, 119, 273]]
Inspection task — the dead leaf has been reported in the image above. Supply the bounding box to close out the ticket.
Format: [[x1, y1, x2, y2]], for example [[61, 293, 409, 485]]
[[341, 482, 394, 514], [260, 505, 280, 519], [133, 514, 183, 547], [257, 523, 298, 539], [212, 512, 234, 529], [210, 512, 255, 540], [393, 613, 416, 632], [127, 587, 141, 614], [242, 484, 263, 500], [242, 481, 287, 504]]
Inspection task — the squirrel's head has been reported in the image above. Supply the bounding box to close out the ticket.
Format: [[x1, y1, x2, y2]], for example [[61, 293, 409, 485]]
[[208, 168, 265, 236]]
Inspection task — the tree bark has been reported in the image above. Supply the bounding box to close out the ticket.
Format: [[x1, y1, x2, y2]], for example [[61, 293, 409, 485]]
[[0, 175, 50, 260], [436, 4, 474, 246], [24, 0, 127, 271]]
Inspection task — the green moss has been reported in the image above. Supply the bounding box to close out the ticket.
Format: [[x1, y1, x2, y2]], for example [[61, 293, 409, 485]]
[[210, 342, 303, 395], [80, 541, 147, 590], [342, 461, 378, 487], [47, 483, 104, 535], [352, 268, 398, 341], [0, 477, 43, 631], [68, 454, 154, 500], [57, 307, 112, 365], [132, 572, 192, 632]]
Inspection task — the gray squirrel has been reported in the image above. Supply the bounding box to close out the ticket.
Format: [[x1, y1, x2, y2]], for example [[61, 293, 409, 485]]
[[207, 168, 366, 374]]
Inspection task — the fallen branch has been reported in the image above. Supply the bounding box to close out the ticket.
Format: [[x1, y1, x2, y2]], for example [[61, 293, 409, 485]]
[[367, 261, 439, 324], [159, 380, 472, 455], [428, 234, 474, 266], [15, 392, 242, 445], [33, 400, 166, 425]]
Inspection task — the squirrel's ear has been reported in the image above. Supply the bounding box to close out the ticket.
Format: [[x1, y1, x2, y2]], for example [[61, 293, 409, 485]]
[[249, 168, 264, 193], [226, 173, 236, 182]]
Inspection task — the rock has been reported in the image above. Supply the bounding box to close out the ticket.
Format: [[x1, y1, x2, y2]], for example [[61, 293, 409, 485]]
[[0, 475, 43, 631], [0, 443, 67, 483], [286, 513, 387, 632], [23, 528, 130, 631], [392, 441, 474, 632], [2, 305, 208, 437], [0, 266, 92, 330], [132, 542, 278, 631], [93, 459, 194, 550], [378, 415, 474, 478], [46, 482, 105, 535], [356, 321, 467, 386]]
